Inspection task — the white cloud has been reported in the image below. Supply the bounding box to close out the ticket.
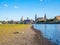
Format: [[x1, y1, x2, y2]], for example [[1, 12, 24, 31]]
[[14, 6, 19, 8], [4, 4, 8, 7], [40, 0, 43, 2], [0, 7, 1, 8]]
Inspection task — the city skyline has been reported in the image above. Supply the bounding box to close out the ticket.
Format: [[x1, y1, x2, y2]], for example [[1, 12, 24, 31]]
[[0, 0, 60, 21]]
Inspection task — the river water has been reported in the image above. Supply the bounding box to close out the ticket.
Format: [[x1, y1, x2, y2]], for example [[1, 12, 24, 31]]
[[34, 24, 60, 45]]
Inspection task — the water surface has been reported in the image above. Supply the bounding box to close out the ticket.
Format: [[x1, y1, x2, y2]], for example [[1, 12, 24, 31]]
[[34, 24, 60, 45]]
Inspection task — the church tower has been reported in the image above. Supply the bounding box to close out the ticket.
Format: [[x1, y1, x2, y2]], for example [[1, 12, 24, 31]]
[[44, 13, 46, 21], [35, 14, 37, 21], [20, 16, 24, 22], [27, 17, 29, 20], [35, 14, 37, 23]]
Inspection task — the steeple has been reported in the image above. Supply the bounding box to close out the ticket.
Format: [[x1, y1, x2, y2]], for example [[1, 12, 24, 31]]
[[35, 14, 37, 21], [20, 16, 24, 22], [44, 13, 46, 21], [27, 17, 29, 20]]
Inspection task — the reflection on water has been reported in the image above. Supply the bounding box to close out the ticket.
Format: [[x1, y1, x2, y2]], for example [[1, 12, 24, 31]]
[[34, 24, 60, 45]]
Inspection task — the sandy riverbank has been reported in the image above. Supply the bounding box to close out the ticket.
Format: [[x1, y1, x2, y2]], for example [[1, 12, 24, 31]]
[[31, 26, 57, 45], [0, 24, 57, 45]]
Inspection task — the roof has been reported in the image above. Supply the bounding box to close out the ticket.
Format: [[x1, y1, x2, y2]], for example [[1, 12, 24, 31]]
[[55, 16, 60, 20], [36, 17, 45, 21]]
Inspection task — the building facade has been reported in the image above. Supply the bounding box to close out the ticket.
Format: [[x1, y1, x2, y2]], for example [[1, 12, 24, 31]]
[[55, 16, 60, 21], [36, 13, 47, 22]]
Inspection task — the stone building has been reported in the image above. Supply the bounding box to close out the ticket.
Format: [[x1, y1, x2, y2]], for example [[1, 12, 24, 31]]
[[23, 17, 34, 24], [36, 13, 47, 22], [55, 16, 60, 21]]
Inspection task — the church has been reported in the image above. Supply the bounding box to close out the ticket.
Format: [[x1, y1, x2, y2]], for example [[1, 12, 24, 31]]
[[35, 13, 47, 22]]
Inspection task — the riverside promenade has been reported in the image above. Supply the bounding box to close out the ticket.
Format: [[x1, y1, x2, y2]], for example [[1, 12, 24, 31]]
[[0, 24, 56, 45]]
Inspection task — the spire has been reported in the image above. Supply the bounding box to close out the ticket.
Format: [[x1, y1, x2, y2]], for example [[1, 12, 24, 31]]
[[20, 16, 24, 21], [27, 17, 29, 20], [44, 13, 46, 21], [35, 14, 37, 21]]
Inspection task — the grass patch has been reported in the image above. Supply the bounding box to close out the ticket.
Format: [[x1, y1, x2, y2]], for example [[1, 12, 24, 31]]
[[0, 24, 31, 44], [0, 24, 31, 34]]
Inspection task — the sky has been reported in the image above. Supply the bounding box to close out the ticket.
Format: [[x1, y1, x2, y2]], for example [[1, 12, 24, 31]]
[[0, 0, 60, 21]]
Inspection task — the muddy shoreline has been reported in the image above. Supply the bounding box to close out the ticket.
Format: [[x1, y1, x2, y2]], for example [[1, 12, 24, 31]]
[[31, 26, 57, 45]]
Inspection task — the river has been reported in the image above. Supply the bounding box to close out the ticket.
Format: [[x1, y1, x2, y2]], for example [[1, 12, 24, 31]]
[[34, 24, 60, 45]]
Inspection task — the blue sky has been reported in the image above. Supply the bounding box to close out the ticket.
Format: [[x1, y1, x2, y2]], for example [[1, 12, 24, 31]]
[[0, 0, 60, 21]]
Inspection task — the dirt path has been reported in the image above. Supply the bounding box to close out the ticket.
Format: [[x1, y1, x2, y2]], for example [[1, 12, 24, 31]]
[[0, 26, 56, 45]]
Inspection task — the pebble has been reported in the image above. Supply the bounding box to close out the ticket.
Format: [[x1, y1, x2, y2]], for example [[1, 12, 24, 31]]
[[22, 32, 24, 34]]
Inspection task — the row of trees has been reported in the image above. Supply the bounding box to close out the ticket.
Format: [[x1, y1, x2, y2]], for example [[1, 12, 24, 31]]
[[0, 17, 60, 24], [36, 18, 60, 24], [0, 20, 20, 24]]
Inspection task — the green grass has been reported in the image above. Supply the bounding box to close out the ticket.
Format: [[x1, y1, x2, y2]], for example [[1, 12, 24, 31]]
[[0, 24, 31, 44], [0, 24, 31, 34]]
